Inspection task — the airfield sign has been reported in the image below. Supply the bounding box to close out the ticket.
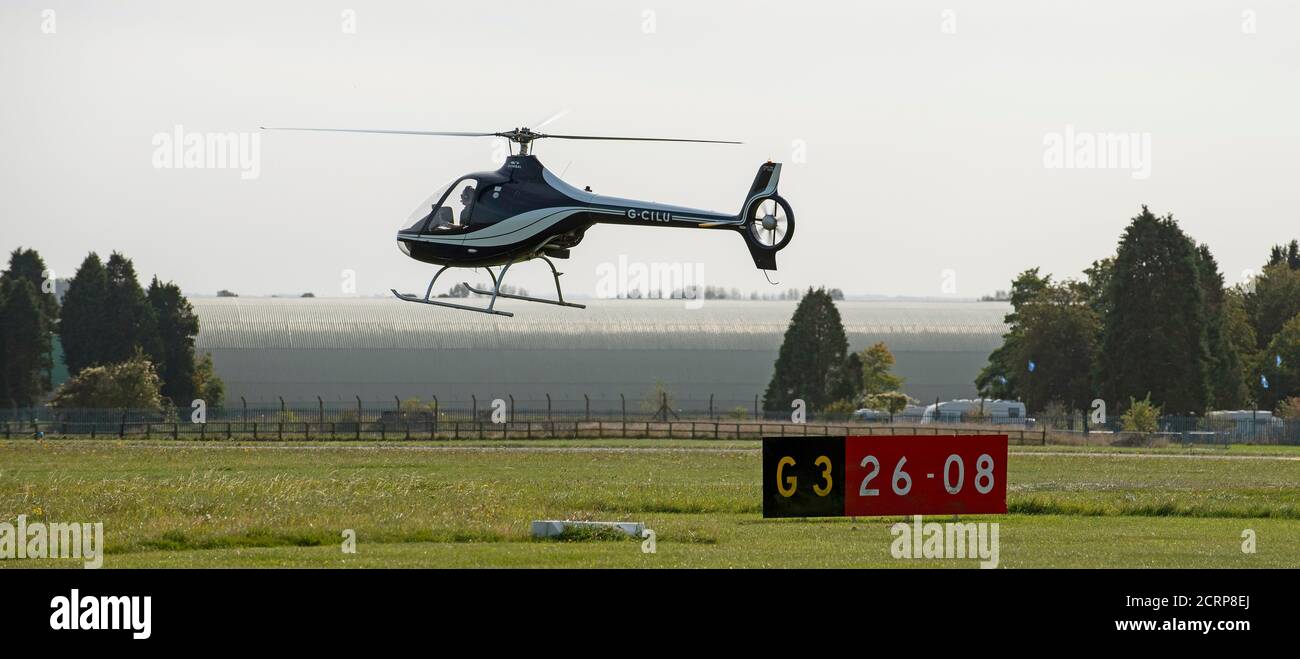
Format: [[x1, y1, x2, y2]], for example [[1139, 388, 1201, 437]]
[[762, 435, 1008, 518]]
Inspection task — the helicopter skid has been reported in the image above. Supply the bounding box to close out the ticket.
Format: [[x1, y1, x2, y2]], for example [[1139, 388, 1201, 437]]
[[461, 284, 586, 309], [390, 255, 583, 316], [389, 289, 515, 316]]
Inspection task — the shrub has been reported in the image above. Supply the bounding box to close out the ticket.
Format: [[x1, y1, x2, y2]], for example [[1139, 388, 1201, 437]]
[[50, 353, 163, 411], [863, 391, 911, 416], [1120, 395, 1161, 433]]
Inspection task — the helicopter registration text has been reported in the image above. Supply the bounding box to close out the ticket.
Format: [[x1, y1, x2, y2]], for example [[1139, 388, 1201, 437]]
[[627, 209, 673, 222]]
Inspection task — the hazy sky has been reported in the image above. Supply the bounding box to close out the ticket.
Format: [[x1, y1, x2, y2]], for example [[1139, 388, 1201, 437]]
[[2, 1, 1297, 299]]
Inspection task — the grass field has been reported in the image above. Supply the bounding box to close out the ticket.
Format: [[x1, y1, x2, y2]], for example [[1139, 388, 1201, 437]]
[[1, 439, 1298, 568]]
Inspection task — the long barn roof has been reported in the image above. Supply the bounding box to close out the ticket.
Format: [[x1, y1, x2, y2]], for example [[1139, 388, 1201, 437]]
[[193, 298, 1009, 352]]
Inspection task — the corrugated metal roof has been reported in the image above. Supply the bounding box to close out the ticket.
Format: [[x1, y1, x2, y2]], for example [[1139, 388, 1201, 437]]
[[193, 298, 1009, 352]]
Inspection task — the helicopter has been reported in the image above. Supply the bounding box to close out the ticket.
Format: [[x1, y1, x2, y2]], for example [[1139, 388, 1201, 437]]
[[261, 125, 795, 316]]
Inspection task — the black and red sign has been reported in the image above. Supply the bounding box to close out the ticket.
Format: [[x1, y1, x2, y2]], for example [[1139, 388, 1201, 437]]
[[762, 435, 1008, 518]]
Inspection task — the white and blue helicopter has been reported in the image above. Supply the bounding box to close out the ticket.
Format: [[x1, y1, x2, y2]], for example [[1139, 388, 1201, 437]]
[[262, 125, 794, 316]]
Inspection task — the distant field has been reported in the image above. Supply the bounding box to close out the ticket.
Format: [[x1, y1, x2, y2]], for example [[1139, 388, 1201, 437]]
[[1, 439, 1297, 568]]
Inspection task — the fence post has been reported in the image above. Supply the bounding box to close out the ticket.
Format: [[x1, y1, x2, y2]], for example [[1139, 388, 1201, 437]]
[[709, 394, 714, 421], [241, 397, 247, 435], [584, 394, 590, 422], [754, 395, 759, 420], [433, 396, 439, 438], [318, 396, 324, 428], [509, 395, 515, 424], [472, 395, 477, 422], [621, 394, 626, 437], [546, 394, 552, 422]]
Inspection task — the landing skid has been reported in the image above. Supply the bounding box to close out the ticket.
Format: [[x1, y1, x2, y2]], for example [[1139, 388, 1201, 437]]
[[389, 289, 514, 316], [391, 255, 583, 316]]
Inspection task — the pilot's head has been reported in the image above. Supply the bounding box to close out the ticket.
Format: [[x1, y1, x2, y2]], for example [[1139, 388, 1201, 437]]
[[461, 186, 475, 204]]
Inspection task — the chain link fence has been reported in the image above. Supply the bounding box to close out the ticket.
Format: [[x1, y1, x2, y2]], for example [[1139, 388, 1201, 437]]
[[1, 397, 1296, 444]]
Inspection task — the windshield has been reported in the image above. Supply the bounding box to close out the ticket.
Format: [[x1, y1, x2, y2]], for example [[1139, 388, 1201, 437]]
[[399, 177, 480, 233]]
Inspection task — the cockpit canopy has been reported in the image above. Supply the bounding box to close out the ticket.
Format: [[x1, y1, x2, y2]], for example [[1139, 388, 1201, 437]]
[[400, 176, 483, 235]]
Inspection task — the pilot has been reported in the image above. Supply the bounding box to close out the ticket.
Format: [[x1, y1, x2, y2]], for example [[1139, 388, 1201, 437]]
[[459, 185, 477, 223]]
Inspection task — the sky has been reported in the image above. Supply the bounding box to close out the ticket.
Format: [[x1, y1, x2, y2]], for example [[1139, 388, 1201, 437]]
[[1, 0, 1297, 299]]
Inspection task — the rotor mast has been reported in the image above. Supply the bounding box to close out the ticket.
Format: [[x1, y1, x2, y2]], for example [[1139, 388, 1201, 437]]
[[499, 127, 539, 156]]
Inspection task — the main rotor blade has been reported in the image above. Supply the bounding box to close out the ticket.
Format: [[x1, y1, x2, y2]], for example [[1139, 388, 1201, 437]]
[[540, 133, 741, 144], [260, 127, 497, 138], [532, 109, 570, 131]]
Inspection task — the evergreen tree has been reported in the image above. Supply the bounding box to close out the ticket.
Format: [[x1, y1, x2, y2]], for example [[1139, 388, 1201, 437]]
[[147, 277, 200, 407], [1266, 239, 1300, 270], [0, 279, 53, 407], [1222, 288, 1259, 407], [1, 248, 59, 325], [827, 350, 863, 405], [59, 253, 111, 373], [101, 252, 161, 365], [1196, 244, 1249, 409], [1100, 207, 1211, 415], [0, 249, 59, 405], [763, 288, 849, 411]]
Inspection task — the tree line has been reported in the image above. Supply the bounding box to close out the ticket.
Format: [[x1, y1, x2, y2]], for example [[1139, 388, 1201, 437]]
[[976, 206, 1300, 417], [0, 248, 223, 411]]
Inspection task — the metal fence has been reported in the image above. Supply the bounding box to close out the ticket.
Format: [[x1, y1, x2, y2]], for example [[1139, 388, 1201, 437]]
[[1, 399, 1296, 445]]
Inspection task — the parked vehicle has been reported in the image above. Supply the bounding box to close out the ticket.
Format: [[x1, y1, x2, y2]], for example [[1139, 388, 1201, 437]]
[[920, 399, 1028, 425]]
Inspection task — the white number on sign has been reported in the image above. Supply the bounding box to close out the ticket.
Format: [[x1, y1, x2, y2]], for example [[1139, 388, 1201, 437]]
[[859, 455, 880, 496], [943, 454, 964, 494], [892, 456, 912, 495], [974, 453, 995, 494]]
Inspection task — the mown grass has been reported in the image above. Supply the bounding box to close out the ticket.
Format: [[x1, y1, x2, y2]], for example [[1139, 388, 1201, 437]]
[[1, 439, 1297, 567]]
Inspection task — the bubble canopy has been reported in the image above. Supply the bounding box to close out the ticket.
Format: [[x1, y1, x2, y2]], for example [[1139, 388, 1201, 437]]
[[399, 176, 481, 234]]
